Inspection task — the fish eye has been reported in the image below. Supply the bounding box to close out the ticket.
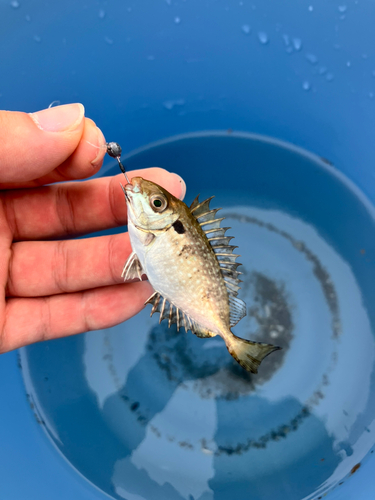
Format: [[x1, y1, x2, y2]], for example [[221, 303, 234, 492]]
[[150, 195, 168, 212]]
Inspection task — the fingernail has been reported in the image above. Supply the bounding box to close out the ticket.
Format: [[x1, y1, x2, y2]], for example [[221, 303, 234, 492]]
[[172, 173, 186, 200], [30, 103, 85, 132], [91, 127, 107, 168]]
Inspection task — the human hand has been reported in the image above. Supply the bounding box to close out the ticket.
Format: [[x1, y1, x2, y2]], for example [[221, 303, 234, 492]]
[[0, 103, 186, 353]]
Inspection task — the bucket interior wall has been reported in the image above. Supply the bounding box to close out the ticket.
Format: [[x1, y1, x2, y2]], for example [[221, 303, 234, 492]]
[[1, 1, 375, 499]]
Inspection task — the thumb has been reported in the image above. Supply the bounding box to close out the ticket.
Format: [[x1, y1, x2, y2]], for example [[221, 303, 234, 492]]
[[0, 103, 89, 183]]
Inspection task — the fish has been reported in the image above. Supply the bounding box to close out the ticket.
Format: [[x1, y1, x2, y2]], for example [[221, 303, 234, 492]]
[[121, 177, 281, 373]]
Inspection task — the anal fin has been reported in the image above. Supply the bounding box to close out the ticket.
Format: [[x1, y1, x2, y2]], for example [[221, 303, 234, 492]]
[[145, 292, 216, 338]]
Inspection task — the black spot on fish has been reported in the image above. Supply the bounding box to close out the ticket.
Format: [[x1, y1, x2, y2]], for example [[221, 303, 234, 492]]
[[172, 220, 185, 234], [131, 402, 140, 411]]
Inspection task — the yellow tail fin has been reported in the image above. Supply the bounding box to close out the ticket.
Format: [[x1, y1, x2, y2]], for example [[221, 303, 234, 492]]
[[225, 333, 281, 373]]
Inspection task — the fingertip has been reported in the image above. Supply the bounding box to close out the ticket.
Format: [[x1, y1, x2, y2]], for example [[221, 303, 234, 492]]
[[170, 173, 186, 200], [126, 167, 186, 200], [54, 117, 107, 180], [29, 103, 85, 133], [90, 126, 107, 170]]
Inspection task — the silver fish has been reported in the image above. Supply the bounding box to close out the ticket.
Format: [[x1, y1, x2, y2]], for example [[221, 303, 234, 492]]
[[122, 177, 281, 373]]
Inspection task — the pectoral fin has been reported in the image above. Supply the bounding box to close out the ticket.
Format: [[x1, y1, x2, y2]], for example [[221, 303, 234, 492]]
[[121, 252, 145, 281]]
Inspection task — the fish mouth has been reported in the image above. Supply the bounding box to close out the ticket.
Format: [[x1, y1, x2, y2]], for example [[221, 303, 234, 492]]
[[123, 181, 141, 203], [125, 181, 141, 193]]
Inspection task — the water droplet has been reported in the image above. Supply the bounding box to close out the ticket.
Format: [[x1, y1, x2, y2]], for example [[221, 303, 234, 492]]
[[241, 24, 251, 35], [326, 72, 334, 82], [258, 31, 269, 45], [239, 1, 244, 5], [338, 5, 347, 12], [127, 7, 132, 12], [165, 0, 172, 4], [333, 43, 341, 50], [282, 34, 290, 46], [104, 36, 113, 45], [369, 92, 374, 99], [346, 61, 351, 67], [147, 55, 155, 61], [174, 16, 181, 24], [33, 35, 41, 43], [318, 66, 327, 75], [362, 53, 368, 59], [25, 14, 30, 21], [285, 46, 293, 54], [339, 14, 346, 20], [10, 0, 20, 8], [98, 9, 105, 19], [302, 81, 311, 91], [305, 53, 318, 65], [372, 70, 375, 77], [308, 5, 313, 11], [163, 98, 185, 110], [292, 38, 302, 51]]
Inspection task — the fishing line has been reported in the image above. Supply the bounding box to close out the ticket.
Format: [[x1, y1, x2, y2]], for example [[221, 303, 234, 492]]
[[48, 100, 61, 108]]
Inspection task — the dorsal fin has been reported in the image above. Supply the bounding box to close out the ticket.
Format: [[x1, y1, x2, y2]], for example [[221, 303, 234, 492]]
[[190, 195, 200, 210], [145, 292, 216, 337], [190, 196, 215, 217], [189, 195, 242, 298]]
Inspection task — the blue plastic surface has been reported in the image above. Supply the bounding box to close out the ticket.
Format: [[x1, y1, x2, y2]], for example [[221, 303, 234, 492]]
[[1, 1, 375, 499]]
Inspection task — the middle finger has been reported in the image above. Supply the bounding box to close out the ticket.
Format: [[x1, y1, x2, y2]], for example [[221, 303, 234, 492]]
[[7, 233, 134, 297]]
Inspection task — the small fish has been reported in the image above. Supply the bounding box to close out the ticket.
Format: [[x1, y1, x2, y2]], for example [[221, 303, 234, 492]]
[[122, 177, 281, 373]]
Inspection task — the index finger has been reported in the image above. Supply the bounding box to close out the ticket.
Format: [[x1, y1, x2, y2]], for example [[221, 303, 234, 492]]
[[3, 168, 186, 241]]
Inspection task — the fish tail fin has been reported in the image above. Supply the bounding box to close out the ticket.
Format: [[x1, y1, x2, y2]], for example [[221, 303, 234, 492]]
[[225, 333, 281, 373]]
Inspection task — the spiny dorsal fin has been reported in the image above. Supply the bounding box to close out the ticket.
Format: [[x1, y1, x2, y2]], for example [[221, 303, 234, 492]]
[[189, 195, 243, 298], [195, 208, 221, 223], [145, 292, 215, 337], [190, 196, 215, 217], [190, 195, 200, 210]]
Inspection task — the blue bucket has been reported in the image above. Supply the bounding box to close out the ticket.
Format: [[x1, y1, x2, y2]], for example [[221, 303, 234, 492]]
[[1, 1, 375, 499]]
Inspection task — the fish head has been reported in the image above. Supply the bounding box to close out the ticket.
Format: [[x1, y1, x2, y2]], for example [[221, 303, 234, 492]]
[[124, 177, 180, 232]]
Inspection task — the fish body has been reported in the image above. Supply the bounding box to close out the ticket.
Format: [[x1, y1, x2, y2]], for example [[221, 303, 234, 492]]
[[123, 177, 280, 373]]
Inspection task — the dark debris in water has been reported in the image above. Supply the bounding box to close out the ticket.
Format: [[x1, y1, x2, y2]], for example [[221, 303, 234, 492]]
[[216, 406, 310, 456], [26, 393, 45, 426], [350, 462, 361, 475], [131, 401, 140, 412]]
